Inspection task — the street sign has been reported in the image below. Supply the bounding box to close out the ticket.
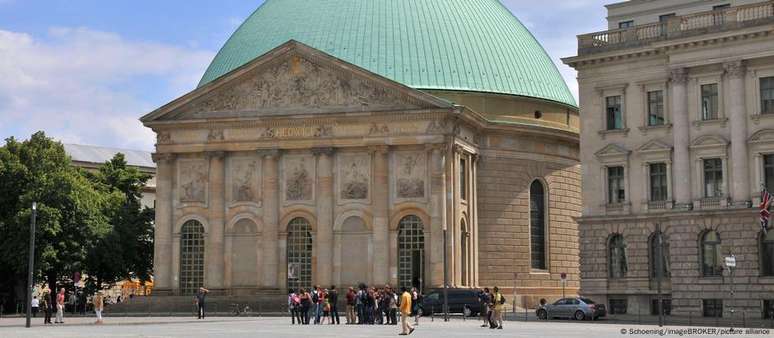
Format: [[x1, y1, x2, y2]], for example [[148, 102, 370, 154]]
[[725, 256, 736, 268]]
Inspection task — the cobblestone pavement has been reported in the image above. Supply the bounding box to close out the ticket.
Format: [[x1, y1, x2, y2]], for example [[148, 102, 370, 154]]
[[0, 316, 771, 337]]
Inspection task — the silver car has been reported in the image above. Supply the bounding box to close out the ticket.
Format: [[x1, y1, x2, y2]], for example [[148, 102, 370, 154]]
[[536, 297, 606, 321]]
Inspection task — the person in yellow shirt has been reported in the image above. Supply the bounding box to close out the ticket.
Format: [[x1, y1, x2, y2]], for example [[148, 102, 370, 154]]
[[399, 287, 415, 335], [492, 286, 503, 330]]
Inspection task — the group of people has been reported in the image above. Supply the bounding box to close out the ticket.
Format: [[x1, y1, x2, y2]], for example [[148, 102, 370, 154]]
[[478, 286, 505, 330], [287, 284, 419, 335], [32, 286, 105, 325]]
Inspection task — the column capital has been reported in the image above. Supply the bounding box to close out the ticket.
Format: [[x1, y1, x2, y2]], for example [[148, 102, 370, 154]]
[[311, 147, 335, 157], [151, 152, 176, 163], [257, 148, 281, 159], [723, 60, 746, 79], [205, 151, 226, 160], [368, 145, 390, 155], [669, 67, 689, 85]]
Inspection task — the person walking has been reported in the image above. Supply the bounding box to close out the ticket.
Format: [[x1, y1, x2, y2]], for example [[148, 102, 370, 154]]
[[492, 286, 504, 330], [195, 287, 209, 319], [289, 289, 302, 325], [399, 287, 415, 335], [479, 288, 491, 328], [55, 288, 65, 324], [328, 285, 340, 324], [388, 288, 398, 325], [93, 291, 104, 324], [345, 287, 356, 324], [411, 287, 420, 326]]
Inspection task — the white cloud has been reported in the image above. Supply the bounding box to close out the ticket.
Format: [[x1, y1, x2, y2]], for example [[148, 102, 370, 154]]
[[0, 27, 215, 150]]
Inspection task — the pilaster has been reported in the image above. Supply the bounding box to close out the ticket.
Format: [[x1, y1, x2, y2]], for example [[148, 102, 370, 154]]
[[260, 149, 281, 288], [724, 61, 750, 206], [670, 68, 692, 208], [151, 152, 175, 293], [370, 145, 390, 285], [428, 143, 447, 287], [313, 147, 335, 286]]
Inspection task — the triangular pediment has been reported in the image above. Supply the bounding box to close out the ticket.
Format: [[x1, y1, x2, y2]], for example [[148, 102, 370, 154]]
[[595, 144, 631, 159], [637, 139, 672, 153], [141, 40, 451, 123]]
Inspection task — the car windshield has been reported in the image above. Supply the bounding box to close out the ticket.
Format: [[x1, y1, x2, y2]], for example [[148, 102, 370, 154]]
[[579, 298, 595, 304]]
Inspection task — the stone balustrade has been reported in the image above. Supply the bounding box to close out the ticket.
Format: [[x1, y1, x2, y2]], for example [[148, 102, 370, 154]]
[[578, 1, 774, 55]]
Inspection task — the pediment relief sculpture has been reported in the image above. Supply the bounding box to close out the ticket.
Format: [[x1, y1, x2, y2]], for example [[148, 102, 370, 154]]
[[339, 154, 370, 200], [396, 152, 426, 199]]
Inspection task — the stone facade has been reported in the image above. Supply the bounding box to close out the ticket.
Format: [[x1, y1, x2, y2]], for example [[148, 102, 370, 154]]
[[565, 0, 774, 319], [142, 41, 581, 304]]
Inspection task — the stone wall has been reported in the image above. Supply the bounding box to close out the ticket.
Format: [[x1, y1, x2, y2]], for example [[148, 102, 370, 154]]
[[477, 134, 581, 308]]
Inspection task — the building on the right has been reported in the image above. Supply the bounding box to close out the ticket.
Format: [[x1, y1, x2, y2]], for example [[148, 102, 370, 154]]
[[564, 0, 774, 319]]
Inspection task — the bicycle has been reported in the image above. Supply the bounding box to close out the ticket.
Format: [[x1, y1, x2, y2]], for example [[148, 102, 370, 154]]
[[231, 303, 251, 316]]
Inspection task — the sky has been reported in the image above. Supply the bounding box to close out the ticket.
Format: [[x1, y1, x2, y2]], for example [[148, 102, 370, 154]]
[[0, 0, 610, 151]]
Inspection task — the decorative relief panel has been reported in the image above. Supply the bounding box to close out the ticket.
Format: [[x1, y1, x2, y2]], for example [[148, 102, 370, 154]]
[[229, 157, 261, 204], [178, 159, 208, 203], [283, 155, 315, 203], [183, 54, 419, 117], [395, 152, 427, 199], [338, 154, 370, 201]]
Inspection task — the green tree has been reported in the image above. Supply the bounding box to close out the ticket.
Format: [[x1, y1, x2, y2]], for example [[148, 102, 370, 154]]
[[0, 132, 110, 308], [84, 153, 154, 291]]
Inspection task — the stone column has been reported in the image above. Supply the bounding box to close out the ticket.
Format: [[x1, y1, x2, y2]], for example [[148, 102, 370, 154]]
[[206, 151, 226, 290], [261, 149, 280, 288], [428, 144, 447, 287], [151, 153, 175, 293], [470, 154, 479, 287], [314, 147, 335, 286], [725, 61, 750, 206], [452, 146, 463, 287], [670, 68, 692, 208], [370, 145, 390, 285]]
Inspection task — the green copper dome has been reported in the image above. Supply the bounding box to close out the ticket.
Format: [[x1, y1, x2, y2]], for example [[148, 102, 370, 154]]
[[199, 0, 576, 107]]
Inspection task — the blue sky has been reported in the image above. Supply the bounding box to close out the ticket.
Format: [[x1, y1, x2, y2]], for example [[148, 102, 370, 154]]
[[0, 0, 610, 151]]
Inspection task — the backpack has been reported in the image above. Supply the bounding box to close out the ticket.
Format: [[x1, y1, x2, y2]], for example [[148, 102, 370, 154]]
[[312, 292, 319, 304], [499, 294, 506, 305]]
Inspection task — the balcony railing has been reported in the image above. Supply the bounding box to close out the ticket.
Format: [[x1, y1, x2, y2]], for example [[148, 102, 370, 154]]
[[578, 1, 774, 55]]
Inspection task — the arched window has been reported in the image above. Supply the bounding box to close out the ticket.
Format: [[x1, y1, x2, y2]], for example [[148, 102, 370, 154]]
[[649, 231, 670, 279], [398, 215, 425, 291], [287, 217, 313, 291], [530, 180, 547, 270], [701, 230, 722, 277], [609, 234, 627, 279], [180, 220, 205, 295], [761, 230, 774, 276]]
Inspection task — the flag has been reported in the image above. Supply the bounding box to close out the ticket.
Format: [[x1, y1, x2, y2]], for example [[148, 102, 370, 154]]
[[760, 188, 771, 235]]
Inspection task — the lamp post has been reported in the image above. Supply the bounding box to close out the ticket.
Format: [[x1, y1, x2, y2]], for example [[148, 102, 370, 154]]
[[25, 202, 37, 328], [443, 226, 449, 322]]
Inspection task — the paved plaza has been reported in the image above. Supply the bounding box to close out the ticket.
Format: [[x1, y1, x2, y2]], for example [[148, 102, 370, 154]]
[[0, 316, 771, 338]]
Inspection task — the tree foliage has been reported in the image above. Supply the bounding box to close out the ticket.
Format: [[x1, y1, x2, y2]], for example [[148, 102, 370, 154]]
[[0, 132, 155, 309]]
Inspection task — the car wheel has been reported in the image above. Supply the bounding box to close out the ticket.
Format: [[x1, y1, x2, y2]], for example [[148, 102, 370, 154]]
[[463, 306, 472, 317], [574, 310, 585, 321], [537, 309, 547, 320]]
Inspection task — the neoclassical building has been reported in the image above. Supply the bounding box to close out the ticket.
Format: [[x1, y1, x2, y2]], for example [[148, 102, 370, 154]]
[[565, 0, 774, 319], [141, 0, 581, 307]]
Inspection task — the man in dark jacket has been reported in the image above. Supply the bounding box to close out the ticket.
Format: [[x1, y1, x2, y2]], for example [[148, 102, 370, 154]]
[[328, 285, 340, 324]]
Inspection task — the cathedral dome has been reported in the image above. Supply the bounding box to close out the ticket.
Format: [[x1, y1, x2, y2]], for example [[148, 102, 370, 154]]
[[199, 0, 575, 107]]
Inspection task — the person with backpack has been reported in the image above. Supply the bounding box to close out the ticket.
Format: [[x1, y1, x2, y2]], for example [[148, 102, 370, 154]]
[[311, 286, 321, 324], [289, 289, 302, 325], [300, 289, 312, 324], [492, 286, 504, 330]]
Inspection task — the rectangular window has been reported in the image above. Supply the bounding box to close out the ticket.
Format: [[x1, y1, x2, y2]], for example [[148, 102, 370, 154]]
[[764, 300, 774, 319], [647, 90, 664, 126], [609, 299, 628, 315], [703, 159, 723, 198], [765, 155, 774, 193], [761, 77, 774, 114], [659, 13, 676, 22], [608, 166, 625, 204], [713, 4, 730, 10], [649, 163, 668, 201], [703, 299, 723, 317], [651, 298, 672, 316], [606, 96, 623, 130], [618, 20, 634, 29], [460, 159, 466, 200], [701, 84, 719, 120]]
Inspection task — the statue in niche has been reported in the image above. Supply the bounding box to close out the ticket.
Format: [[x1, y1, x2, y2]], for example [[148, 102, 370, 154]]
[[180, 162, 207, 202], [397, 153, 425, 198], [341, 158, 368, 200], [232, 160, 257, 202], [286, 158, 312, 201]]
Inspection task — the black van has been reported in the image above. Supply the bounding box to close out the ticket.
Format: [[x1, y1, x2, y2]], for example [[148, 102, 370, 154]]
[[419, 288, 482, 317]]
